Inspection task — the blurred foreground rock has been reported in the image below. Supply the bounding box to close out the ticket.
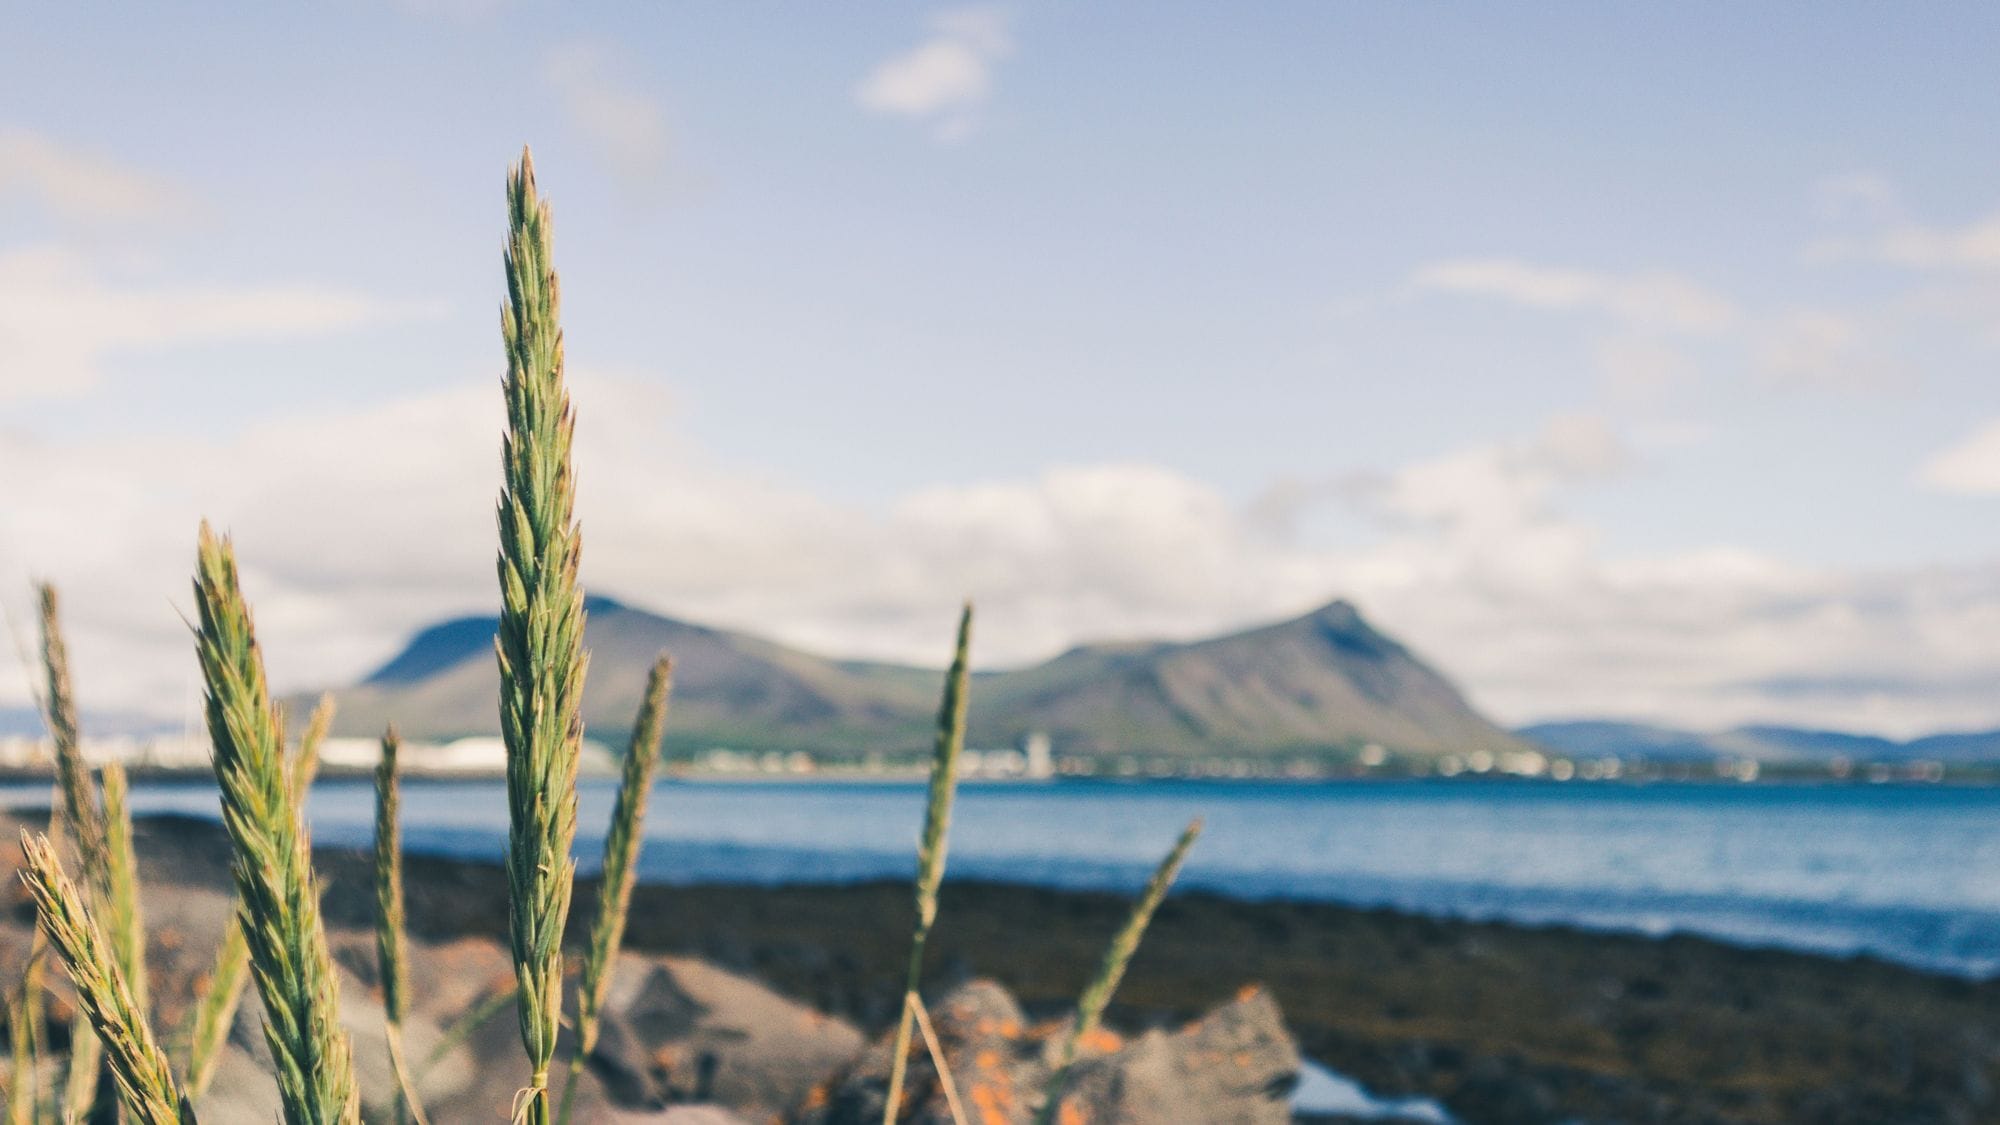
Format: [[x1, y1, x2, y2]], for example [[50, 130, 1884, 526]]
[[798, 979, 1299, 1124], [0, 811, 1297, 1123]]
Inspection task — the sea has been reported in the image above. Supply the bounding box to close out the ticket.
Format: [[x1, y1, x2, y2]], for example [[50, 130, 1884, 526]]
[[7, 776, 2000, 979]]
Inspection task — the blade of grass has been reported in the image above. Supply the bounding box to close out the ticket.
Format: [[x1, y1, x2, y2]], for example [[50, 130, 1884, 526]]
[[37, 584, 116, 1124], [18, 832, 194, 1125], [185, 694, 332, 1100], [556, 655, 672, 1125], [37, 586, 106, 878], [193, 524, 358, 1125], [882, 604, 972, 1125], [1035, 818, 1202, 1125], [97, 764, 147, 1014], [495, 148, 590, 1125], [7, 932, 47, 1125], [374, 730, 428, 1125], [416, 986, 517, 1079], [906, 992, 968, 1125]]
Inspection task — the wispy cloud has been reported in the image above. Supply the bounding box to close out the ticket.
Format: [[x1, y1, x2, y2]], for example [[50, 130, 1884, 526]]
[[1754, 308, 1904, 391], [1920, 420, 2000, 494], [0, 126, 192, 226], [1807, 175, 2000, 271], [545, 43, 677, 198], [855, 6, 1013, 141], [1409, 258, 1737, 333], [0, 246, 421, 401]]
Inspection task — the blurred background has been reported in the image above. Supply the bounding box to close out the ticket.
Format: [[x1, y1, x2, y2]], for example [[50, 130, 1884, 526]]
[[6, 3, 2000, 739], [8, 8, 2000, 1121]]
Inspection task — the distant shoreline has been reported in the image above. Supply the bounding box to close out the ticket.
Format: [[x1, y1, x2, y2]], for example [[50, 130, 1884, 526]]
[[3, 763, 1997, 786]]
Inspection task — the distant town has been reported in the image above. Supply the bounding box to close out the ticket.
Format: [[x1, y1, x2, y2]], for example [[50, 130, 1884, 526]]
[[0, 728, 1966, 785]]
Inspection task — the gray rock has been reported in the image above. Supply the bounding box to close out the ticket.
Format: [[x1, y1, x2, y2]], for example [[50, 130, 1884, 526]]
[[582, 953, 864, 1120], [1058, 986, 1299, 1124], [800, 980, 1300, 1125]]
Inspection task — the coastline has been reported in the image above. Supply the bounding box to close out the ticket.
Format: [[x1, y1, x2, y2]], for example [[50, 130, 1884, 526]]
[[102, 812, 2000, 1123]]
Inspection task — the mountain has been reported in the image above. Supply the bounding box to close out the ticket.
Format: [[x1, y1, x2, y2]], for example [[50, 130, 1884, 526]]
[[1520, 719, 2000, 764], [317, 596, 1529, 761]]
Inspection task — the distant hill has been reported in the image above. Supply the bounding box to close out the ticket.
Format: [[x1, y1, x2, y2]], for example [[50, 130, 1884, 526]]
[[317, 596, 1530, 761], [1520, 720, 2000, 764]]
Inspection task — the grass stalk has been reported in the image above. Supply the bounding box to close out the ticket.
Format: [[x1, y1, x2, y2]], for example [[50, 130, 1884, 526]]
[[882, 604, 973, 1125], [193, 524, 358, 1125], [495, 148, 590, 1125], [906, 992, 968, 1125], [98, 763, 148, 1015], [185, 695, 333, 1100], [38, 583, 118, 1123], [7, 931, 47, 1125], [18, 832, 193, 1125], [1035, 818, 1203, 1125], [416, 987, 517, 1079], [373, 730, 428, 1125], [37, 585, 106, 879], [556, 655, 672, 1125]]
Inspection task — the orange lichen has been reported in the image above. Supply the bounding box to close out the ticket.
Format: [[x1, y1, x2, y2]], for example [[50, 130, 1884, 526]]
[[1078, 1026, 1123, 1054]]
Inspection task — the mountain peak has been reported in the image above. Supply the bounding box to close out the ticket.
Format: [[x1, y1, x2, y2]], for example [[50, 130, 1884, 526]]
[[333, 593, 1521, 760]]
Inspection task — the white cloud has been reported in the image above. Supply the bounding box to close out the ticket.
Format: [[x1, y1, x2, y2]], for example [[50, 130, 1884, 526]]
[[14, 386, 1999, 739], [0, 247, 418, 401], [544, 44, 676, 197], [1807, 179, 2000, 271], [1920, 420, 2000, 494], [0, 126, 191, 226], [1861, 215, 2000, 270], [1755, 309, 1904, 390], [1409, 258, 1737, 333], [856, 6, 1012, 140], [1811, 171, 1900, 225]]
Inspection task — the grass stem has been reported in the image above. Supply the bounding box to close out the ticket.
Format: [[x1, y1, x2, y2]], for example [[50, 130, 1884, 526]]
[[194, 524, 358, 1124], [556, 655, 672, 1125], [882, 604, 972, 1125], [1035, 818, 1202, 1125], [495, 147, 589, 1125]]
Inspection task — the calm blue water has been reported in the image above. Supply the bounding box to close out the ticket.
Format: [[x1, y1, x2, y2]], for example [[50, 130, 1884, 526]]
[[9, 778, 2000, 977]]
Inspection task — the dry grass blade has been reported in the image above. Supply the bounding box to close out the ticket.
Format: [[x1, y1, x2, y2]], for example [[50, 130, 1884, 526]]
[[1035, 818, 1203, 1125], [416, 986, 517, 1079], [557, 655, 672, 1125], [374, 730, 428, 1125], [907, 992, 968, 1125], [186, 694, 332, 1100], [18, 832, 194, 1125], [495, 147, 589, 1125], [194, 524, 358, 1125], [883, 604, 973, 1125]]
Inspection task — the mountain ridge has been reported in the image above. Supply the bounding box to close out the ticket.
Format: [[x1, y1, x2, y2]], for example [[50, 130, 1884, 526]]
[[1519, 719, 2000, 764], [317, 596, 1531, 762]]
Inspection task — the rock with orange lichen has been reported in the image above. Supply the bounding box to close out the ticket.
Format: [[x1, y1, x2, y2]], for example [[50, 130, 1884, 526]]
[[796, 979, 1299, 1124], [579, 953, 865, 1119], [1052, 985, 1298, 1124]]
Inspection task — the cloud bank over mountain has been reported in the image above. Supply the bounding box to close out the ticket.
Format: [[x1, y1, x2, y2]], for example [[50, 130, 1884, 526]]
[[8, 373, 1999, 738]]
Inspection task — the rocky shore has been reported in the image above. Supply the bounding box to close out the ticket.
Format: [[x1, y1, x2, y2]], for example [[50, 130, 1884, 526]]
[[5, 813, 2000, 1123]]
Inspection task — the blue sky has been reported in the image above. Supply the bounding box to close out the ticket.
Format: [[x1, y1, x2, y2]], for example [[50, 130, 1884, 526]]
[[6, 3, 2000, 734]]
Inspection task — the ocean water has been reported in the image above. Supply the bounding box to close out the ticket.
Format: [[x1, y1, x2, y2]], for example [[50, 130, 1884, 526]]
[[9, 777, 2000, 977]]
